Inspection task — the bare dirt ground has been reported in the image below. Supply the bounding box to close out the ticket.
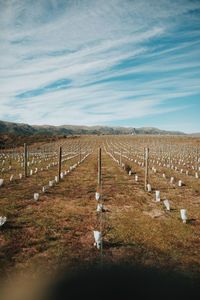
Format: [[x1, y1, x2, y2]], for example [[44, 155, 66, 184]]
[[0, 136, 200, 299]]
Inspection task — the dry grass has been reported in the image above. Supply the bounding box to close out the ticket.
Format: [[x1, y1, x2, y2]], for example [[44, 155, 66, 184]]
[[0, 135, 200, 299]]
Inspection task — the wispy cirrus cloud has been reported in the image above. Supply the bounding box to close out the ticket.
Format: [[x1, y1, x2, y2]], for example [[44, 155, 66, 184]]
[[0, 0, 200, 132]]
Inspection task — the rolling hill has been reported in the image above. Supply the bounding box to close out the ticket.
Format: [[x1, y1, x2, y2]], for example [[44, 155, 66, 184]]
[[0, 120, 186, 136]]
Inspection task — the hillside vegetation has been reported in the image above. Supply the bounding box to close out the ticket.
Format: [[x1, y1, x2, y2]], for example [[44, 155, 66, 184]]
[[0, 120, 185, 137]]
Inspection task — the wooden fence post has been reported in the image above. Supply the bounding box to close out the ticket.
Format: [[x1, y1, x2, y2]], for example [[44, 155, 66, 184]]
[[98, 147, 102, 187], [58, 146, 62, 181], [144, 147, 149, 191], [196, 147, 199, 171], [24, 143, 28, 178], [79, 145, 82, 162]]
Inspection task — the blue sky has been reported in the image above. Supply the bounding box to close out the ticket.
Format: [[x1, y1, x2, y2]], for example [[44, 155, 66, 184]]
[[0, 0, 200, 133]]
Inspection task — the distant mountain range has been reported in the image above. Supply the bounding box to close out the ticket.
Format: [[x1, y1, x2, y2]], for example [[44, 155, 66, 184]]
[[0, 120, 188, 136]]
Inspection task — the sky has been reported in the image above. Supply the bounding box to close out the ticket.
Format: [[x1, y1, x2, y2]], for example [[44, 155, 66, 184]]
[[0, 0, 200, 133]]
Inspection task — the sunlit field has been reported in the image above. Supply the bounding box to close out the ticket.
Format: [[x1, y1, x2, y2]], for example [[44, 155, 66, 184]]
[[0, 135, 200, 299]]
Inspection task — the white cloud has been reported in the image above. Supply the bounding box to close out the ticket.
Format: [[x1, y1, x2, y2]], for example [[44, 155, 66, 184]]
[[0, 0, 200, 130]]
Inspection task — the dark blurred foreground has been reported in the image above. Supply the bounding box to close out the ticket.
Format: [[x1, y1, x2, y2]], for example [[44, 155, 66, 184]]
[[42, 264, 200, 300]]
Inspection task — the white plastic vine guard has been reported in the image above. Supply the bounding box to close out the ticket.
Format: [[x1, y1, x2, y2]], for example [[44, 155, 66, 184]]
[[95, 192, 100, 201], [96, 203, 103, 212], [34, 193, 39, 201], [180, 209, 187, 223], [163, 199, 170, 211], [178, 180, 182, 187], [155, 190, 160, 202], [147, 184, 152, 192], [0, 216, 6, 227], [93, 231, 102, 249], [49, 181, 53, 187]]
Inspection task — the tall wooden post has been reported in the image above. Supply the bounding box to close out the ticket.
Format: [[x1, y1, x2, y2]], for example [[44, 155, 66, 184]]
[[120, 150, 122, 166], [144, 147, 149, 191], [58, 146, 62, 181], [196, 147, 198, 171], [98, 147, 102, 187], [79, 145, 82, 162], [169, 143, 171, 164], [24, 143, 28, 178]]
